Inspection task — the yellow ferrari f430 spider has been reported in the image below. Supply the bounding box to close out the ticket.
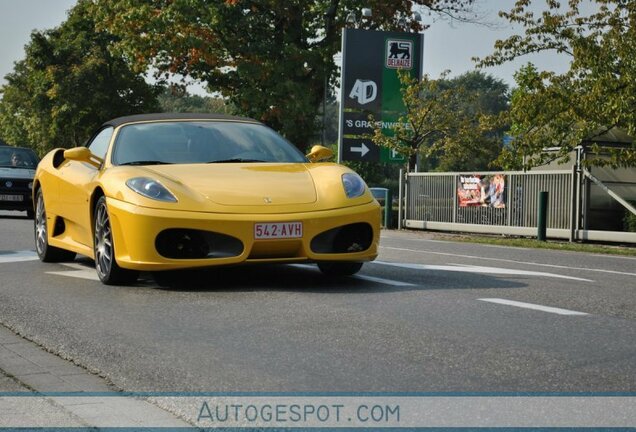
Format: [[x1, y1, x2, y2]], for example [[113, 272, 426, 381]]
[[33, 114, 381, 285]]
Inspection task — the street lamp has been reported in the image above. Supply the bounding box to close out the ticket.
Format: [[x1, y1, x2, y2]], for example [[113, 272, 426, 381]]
[[345, 8, 372, 28], [346, 12, 356, 26], [398, 11, 424, 32]]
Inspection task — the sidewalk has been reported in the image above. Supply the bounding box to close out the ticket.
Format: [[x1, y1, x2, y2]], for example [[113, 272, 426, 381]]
[[0, 324, 192, 428]]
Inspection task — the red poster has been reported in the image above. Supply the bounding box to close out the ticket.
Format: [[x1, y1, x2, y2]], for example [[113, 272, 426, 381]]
[[457, 174, 505, 208]]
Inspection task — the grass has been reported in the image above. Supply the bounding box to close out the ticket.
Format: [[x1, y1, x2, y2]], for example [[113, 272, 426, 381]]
[[434, 233, 636, 257]]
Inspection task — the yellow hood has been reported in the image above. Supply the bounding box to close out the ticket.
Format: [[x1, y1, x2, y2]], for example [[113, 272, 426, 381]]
[[143, 163, 317, 206]]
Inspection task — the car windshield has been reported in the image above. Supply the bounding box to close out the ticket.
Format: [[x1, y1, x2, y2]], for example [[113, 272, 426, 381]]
[[111, 121, 308, 166], [0, 147, 39, 169]]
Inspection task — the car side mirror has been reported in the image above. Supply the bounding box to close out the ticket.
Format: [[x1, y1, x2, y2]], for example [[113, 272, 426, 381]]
[[306, 145, 334, 163], [64, 147, 103, 168]]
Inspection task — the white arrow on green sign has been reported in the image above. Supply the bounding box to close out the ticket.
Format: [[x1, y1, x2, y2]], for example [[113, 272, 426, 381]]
[[351, 142, 370, 157]]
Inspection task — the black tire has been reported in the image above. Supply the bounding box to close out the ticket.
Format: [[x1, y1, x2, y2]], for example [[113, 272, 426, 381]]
[[26, 208, 34, 219], [94, 196, 139, 285], [34, 189, 76, 262], [317, 261, 363, 276]]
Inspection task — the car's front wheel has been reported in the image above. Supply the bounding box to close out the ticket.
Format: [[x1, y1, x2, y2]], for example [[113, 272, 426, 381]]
[[94, 196, 138, 285], [34, 189, 76, 262], [317, 261, 363, 276]]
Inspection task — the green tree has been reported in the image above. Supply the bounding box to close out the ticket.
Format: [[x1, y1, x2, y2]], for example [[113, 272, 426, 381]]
[[0, 0, 160, 154], [432, 71, 509, 171], [371, 71, 503, 171], [158, 85, 232, 114], [477, 0, 636, 169], [90, 0, 480, 151]]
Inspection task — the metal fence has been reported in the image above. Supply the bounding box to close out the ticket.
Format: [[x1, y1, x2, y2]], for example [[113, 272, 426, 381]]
[[405, 170, 572, 227], [401, 169, 636, 243]]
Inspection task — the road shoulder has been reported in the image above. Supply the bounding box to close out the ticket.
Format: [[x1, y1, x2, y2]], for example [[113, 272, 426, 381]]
[[0, 324, 191, 428]]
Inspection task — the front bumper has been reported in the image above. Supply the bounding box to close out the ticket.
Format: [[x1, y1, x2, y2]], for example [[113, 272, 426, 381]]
[[106, 197, 381, 271]]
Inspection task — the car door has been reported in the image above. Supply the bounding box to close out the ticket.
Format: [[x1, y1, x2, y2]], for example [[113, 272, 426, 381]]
[[56, 127, 113, 248]]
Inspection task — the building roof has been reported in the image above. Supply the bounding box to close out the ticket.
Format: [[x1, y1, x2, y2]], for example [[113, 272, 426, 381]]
[[583, 127, 633, 146]]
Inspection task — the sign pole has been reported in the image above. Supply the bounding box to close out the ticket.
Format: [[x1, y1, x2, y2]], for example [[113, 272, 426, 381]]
[[337, 28, 347, 164]]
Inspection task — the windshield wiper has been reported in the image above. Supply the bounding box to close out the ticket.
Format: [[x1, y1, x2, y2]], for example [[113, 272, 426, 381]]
[[207, 158, 267, 163], [119, 160, 172, 166]]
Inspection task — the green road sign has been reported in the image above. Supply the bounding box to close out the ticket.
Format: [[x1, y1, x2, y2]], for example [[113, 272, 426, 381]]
[[339, 28, 423, 163]]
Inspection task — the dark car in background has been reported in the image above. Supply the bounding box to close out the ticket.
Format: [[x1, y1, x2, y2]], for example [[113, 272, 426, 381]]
[[0, 146, 39, 218]]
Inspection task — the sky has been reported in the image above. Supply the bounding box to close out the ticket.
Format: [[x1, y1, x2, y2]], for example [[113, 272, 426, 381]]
[[0, 0, 575, 95]]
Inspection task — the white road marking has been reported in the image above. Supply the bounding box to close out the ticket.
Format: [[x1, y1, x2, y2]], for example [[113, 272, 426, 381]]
[[381, 233, 636, 261], [289, 264, 415, 287], [373, 261, 594, 282], [0, 250, 39, 264], [478, 298, 589, 316], [46, 262, 99, 281], [352, 274, 415, 287], [382, 246, 633, 277]]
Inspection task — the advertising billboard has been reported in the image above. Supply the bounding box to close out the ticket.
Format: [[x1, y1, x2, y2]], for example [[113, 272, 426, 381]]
[[457, 174, 506, 208]]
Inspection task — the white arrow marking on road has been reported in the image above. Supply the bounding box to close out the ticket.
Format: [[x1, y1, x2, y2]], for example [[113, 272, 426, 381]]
[[46, 262, 99, 281], [290, 264, 414, 287], [373, 261, 594, 282], [353, 274, 415, 287], [46, 263, 157, 286], [351, 143, 370, 157], [479, 298, 589, 316], [0, 250, 39, 264]]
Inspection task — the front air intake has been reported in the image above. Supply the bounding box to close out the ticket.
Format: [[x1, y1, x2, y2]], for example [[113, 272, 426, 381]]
[[310, 223, 373, 254], [155, 229, 243, 259]]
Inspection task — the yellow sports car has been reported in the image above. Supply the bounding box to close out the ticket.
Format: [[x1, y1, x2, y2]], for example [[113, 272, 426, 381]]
[[33, 114, 381, 285]]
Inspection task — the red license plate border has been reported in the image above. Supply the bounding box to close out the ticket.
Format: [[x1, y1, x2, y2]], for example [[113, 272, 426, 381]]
[[254, 222, 303, 240]]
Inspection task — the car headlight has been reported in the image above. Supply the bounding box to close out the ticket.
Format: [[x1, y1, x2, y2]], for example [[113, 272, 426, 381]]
[[126, 177, 177, 202], [27, 182, 33, 190], [342, 173, 366, 199]]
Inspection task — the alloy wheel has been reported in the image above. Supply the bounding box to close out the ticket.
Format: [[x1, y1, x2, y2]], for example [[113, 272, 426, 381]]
[[35, 192, 47, 256], [94, 201, 113, 279]]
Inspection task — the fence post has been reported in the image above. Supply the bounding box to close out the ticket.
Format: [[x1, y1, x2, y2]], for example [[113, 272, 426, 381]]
[[398, 169, 404, 230], [452, 174, 457, 223], [537, 191, 549, 241], [570, 165, 577, 242], [507, 174, 513, 227], [384, 187, 393, 229]]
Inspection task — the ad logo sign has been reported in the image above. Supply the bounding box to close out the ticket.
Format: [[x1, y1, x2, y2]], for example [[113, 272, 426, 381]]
[[349, 79, 378, 105], [386, 40, 413, 69]]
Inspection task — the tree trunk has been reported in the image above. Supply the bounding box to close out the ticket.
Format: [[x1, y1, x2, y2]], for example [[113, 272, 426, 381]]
[[408, 152, 417, 172]]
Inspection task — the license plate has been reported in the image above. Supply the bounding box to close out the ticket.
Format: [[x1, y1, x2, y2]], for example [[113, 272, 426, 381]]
[[0, 194, 23, 202], [254, 222, 303, 239]]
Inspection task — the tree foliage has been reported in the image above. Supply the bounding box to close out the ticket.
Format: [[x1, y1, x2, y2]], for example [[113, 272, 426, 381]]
[[90, 0, 480, 151], [432, 71, 509, 171], [477, 0, 636, 169], [158, 85, 232, 114], [0, 0, 160, 154], [371, 70, 506, 171]]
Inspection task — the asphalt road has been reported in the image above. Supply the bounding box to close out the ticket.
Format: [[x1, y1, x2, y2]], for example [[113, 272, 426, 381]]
[[0, 210, 634, 392]]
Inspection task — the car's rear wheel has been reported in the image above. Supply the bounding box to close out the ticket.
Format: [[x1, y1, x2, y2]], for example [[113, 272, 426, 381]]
[[94, 196, 138, 285], [317, 261, 363, 276], [34, 189, 76, 262]]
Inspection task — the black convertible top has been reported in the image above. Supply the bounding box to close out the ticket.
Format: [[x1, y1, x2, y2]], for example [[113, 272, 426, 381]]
[[103, 113, 259, 128]]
